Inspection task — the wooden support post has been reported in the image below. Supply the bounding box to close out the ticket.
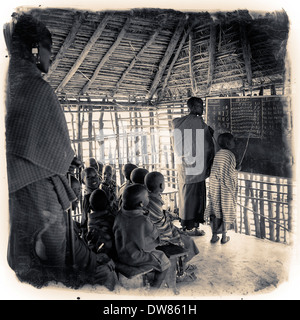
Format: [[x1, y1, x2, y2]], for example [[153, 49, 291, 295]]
[[267, 182, 275, 241], [259, 176, 266, 239], [249, 179, 261, 238], [188, 32, 197, 96], [98, 111, 105, 164], [287, 182, 293, 232], [77, 104, 82, 161], [88, 106, 93, 158], [276, 177, 281, 242], [243, 178, 251, 235], [239, 20, 253, 89], [140, 113, 149, 170], [239, 183, 243, 234], [134, 112, 140, 165], [167, 108, 176, 188], [164, 145, 170, 187], [68, 105, 77, 154], [207, 21, 217, 95], [114, 111, 123, 185]]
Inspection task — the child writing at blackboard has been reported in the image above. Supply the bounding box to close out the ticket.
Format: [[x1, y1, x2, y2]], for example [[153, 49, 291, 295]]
[[205, 133, 241, 244]]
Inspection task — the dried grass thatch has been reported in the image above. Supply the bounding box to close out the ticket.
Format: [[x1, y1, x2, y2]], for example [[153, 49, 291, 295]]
[[6, 7, 289, 105]]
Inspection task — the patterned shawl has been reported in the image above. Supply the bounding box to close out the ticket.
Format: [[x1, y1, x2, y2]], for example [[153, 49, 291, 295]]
[[6, 57, 75, 195]]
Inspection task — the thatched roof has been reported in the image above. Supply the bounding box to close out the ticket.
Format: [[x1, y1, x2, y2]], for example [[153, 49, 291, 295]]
[[15, 7, 289, 105]]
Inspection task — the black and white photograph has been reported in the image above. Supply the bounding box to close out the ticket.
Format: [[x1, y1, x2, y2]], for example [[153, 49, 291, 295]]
[[0, 0, 299, 302]]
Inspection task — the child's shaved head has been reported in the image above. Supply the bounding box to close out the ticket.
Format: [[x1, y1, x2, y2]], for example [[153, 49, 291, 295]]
[[145, 171, 165, 193]]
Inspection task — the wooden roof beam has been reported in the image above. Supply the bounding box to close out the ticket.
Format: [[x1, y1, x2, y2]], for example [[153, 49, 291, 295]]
[[112, 23, 164, 97], [206, 21, 217, 95], [44, 11, 86, 81], [239, 20, 253, 88], [55, 12, 112, 93], [158, 22, 194, 101], [188, 32, 197, 96], [146, 17, 186, 101], [80, 16, 131, 95]]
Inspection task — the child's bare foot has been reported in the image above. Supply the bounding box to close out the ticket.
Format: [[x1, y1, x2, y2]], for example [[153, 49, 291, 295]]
[[210, 235, 220, 243], [221, 236, 230, 244]]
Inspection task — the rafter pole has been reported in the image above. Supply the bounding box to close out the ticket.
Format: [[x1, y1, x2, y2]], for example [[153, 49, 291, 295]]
[[206, 21, 217, 95], [158, 22, 194, 101], [112, 24, 163, 96], [44, 12, 86, 81], [55, 12, 112, 93], [188, 32, 197, 95], [80, 16, 131, 95], [147, 17, 186, 101], [239, 20, 253, 88]]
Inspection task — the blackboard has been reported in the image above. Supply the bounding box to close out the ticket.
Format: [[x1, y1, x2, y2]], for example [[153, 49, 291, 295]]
[[206, 96, 292, 178]]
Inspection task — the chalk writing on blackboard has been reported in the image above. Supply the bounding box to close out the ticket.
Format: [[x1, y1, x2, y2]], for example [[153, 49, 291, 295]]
[[206, 96, 291, 178]]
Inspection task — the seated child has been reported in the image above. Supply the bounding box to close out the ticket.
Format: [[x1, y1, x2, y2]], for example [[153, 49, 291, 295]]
[[205, 133, 240, 244], [97, 161, 104, 180], [86, 189, 116, 259], [145, 171, 199, 281], [71, 215, 118, 291], [113, 184, 170, 288], [68, 175, 118, 291], [130, 167, 149, 185], [118, 163, 138, 209], [100, 165, 118, 214], [87, 158, 100, 175], [81, 167, 101, 233]]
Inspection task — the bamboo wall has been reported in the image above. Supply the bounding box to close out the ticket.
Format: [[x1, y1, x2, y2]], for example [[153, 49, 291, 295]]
[[63, 102, 294, 245]]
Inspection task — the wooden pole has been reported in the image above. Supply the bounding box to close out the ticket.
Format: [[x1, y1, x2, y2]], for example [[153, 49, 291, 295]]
[[167, 108, 176, 188], [114, 111, 123, 185], [249, 179, 261, 238], [77, 104, 82, 161], [98, 111, 105, 164], [287, 182, 293, 232], [149, 111, 156, 170], [134, 112, 140, 165], [259, 176, 266, 239], [243, 177, 251, 235], [88, 105, 93, 158], [267, 181, 275, 241], [188, 32, 197, 96], [239, 19, 253, 89], [276, 177, 281, 242], [207, 21, 217, 95]]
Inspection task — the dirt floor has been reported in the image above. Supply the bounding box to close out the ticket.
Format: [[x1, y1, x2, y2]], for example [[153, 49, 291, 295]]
[[0, 223, 296, 300]]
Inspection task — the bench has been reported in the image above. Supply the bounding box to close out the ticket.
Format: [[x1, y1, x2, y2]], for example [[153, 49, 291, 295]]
[[157, 244, 188, 295], [115, 262, 153, 289]]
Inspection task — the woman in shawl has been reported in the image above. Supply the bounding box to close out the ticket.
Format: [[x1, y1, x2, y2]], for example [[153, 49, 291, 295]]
[[205, 133, 240, 244], [4, 14, 117, 290]]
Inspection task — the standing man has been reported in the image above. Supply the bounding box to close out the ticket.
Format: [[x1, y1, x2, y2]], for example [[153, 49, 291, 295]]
[[172, 97, 215, 236]]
